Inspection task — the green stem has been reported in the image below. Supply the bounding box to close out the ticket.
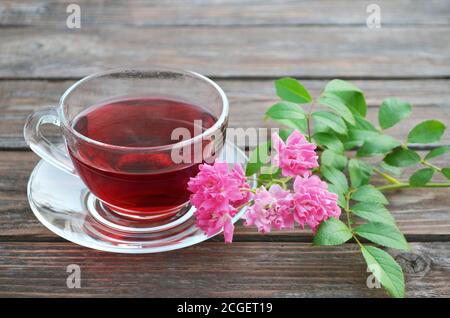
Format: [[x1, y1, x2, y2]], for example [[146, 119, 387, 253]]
[[306, 113, 312, 142], [421, 159, 442, 172], [373, 168, 401, 185], [344, 195, 352, 229], [306, 100, 316, 142], [377, 182, 450, 191], [240, 188, 257, 194]]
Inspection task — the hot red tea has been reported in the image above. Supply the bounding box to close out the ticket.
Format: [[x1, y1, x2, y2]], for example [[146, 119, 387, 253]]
[[69, 97, 217, 217]]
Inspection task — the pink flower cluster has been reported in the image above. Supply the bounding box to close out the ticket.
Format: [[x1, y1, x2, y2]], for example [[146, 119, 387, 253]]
[[188, 130, 341, 242], [243, 185, 294, 233], [187, 163, 252, 243], [272, 130, 319, 177]]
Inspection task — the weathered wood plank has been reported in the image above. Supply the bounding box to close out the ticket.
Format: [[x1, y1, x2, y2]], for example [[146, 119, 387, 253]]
[[1, 26, 450, 78], [1, 0, 449, 27], [0, 242, 448, 297], [0, 150, 449, 241], [1, 79, 449, 149]]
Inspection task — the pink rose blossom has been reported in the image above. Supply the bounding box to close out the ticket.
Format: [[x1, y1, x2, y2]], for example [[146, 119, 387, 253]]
[[272, 131, 319, 177], [292, 174, 341, 231], [188, 162, 252, 243], [243, 185, 294, 233]]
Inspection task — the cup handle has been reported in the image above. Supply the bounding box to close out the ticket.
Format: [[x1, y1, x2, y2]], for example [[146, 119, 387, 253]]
[[24, 107, 77, 176]]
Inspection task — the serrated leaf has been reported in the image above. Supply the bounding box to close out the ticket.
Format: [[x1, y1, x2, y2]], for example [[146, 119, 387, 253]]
[[318, 94, 355, 125], [327, 184, 346, 208], [442, 168, 450, 180], [355, 222, 409, 250], [313, 218, 352, 246], [378, 98, 412, 129], [424, 146, 450, 160], [348, 159, 373, 187], [245, 141, 270, 176], [407, 120, 446, 144], [313, 133, 344, 153], [312, 111, 347, 135], [266, 102, 306, 120], [274, 118, 308, 134], [351, 202, 396, 225], [321, 165, 349, 193], [351, 185, 388, 205], [320, 149, 348, 170], [275, 77, 312, 104], [361, 245, 405, 298], [357, 135, 401, 157], [384, 148, 421, 167], [409, 168, 434, 187], [324, 79, 367, 117]]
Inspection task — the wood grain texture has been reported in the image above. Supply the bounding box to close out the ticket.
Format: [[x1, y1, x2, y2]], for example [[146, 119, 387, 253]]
[[1, 0, 449, 27], [0, 150, 449, 241], [1, 0, 450, 298], [1, 26, 450, 78], [0, 242, 448, 297], [1, 79, 449, 149]]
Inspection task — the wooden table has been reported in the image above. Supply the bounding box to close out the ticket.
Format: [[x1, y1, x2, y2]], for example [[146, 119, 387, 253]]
[[1, 1, 450, 297]]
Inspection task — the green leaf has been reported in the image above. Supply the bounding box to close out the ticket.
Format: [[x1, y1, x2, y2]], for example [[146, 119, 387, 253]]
[[344, 140, 362, 151], [357, 135, 401, 157], [327, 184, 346, 208], [324, 79, 367, 117], [320, 149, 348, 170], [409, 168, 434, 187], [245, 141, 270, 176], [313, 133, 344, 153], [384, 148, 421, 167], [351, 202, 396, 225], [361, 245, 405, 298], [351, 185, 388, 205], [442, 168, 450, 180], [407, 120, 446, 144], [312, 111, 347, 135], [352, 114, 378, 131], [424, 146, 450, 160], [355, 222, 409, 250], [279, 129, 293, 141], [275, 118, 308, 134], [313, 218, 352, 246], [379, 161, 403, 177], [348, 159, 373, 188], [266, 102, 306, 120], [348, 129, 380, 143], [321, 165, 349, 193], [378, 98, 412, 129], [318, 94, 355, 125], [275, 77, 312, 104]]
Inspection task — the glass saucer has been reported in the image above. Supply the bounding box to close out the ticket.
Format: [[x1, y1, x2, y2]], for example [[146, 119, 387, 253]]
[[27, 142, 250, 253]]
